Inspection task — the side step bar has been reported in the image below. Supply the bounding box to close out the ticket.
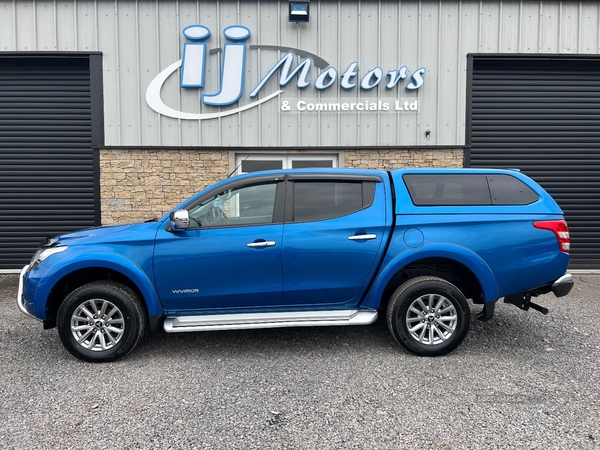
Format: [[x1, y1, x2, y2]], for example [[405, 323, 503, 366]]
[[164, 310, 378, 333]]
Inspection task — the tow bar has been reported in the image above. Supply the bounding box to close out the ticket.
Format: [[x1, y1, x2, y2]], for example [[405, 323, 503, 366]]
[[503, 293, 549, 315]]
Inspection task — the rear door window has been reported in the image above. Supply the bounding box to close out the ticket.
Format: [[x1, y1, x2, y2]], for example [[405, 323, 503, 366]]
[[291, 181, 375, 222]]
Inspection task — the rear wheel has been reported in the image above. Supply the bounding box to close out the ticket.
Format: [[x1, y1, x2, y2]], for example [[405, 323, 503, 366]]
[[57, 281, 146, 362], [386, 276, 470, 356]]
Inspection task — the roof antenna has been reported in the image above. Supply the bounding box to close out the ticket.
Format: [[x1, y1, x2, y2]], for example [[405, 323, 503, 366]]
[[227, 156, 250, 178]]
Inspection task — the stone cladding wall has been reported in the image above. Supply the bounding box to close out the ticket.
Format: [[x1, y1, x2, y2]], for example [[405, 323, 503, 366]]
[[100, 149, 228, 225], [345, 148, 463, 170], [100, 148, 463, 224]]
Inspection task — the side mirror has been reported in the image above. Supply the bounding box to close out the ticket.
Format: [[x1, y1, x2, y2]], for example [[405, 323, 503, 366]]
[[169, 210, 190, 231]]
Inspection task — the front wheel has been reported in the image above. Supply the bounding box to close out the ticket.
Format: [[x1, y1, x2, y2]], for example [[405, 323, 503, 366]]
[[57, 281, 146, 362], [386, 276, 470, 356]]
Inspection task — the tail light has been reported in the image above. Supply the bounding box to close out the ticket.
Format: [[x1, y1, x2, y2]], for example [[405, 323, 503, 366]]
[[533, 220, 570, 253]]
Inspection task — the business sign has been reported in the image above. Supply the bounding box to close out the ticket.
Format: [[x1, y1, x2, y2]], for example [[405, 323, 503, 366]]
[[282, 99, 419, 114], [146, 25, 426, 120]]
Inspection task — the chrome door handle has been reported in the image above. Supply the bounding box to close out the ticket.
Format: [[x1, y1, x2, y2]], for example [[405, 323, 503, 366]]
[[347, 234, 377, 241], [247, 241, 276, 248]]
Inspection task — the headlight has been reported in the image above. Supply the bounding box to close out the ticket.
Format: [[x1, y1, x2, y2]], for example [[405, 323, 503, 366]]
[[29, 246, 68, 270]]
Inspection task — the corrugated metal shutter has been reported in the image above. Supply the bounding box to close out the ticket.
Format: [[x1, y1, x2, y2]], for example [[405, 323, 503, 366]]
[[0, 56, 99, 270], [467, 57, 600, 269]]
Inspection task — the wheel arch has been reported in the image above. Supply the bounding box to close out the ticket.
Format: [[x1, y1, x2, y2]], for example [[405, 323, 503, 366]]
[[34, 254, 162, 324], [363, 245, 500, 310]]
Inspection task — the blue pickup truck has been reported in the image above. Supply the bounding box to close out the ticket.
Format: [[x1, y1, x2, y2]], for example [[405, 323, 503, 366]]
[[18, 168, 573, 362]]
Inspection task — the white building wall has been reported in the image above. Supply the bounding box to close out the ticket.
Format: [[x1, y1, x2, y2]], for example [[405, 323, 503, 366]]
[[1, 0, 599, 147]]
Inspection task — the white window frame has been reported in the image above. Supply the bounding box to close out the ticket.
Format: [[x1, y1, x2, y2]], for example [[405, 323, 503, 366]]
[[232, 152, 340, 175]]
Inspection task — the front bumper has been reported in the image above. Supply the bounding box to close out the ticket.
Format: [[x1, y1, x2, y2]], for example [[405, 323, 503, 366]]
[[17, 264, 40, 321], [551, 273, 574, 297]]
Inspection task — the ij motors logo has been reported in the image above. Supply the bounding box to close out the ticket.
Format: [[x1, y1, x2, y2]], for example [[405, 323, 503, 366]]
[[146, 25, 426, 120]]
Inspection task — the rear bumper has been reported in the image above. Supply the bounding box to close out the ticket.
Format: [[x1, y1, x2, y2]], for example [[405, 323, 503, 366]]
[[485, 272, 574, 322], [551, 273, 574, 297]]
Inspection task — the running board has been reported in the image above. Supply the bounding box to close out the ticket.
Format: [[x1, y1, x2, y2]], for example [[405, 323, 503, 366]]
[[163, 310, 378, 333]]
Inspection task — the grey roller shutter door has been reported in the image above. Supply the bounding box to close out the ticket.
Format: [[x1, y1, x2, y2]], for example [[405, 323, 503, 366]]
[[0, 56, 99, 270], [467, 57, 600, 270]]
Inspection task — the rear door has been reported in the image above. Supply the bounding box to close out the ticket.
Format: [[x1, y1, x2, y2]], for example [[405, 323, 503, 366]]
[[281, 174, 389, 307]]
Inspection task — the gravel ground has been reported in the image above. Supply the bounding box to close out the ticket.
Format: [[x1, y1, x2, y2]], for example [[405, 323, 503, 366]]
[[1, 273, 599, 450]]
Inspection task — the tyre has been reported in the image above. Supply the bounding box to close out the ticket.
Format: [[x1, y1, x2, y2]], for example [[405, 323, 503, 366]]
[[386, 276, 470, 356], [57, 281, 146, 363]]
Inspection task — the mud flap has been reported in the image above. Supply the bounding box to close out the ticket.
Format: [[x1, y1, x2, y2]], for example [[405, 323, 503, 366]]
[[476, 301, 496, 322]]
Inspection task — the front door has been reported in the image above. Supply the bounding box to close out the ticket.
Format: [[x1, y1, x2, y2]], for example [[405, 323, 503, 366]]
[[154, 179, 285, 313]]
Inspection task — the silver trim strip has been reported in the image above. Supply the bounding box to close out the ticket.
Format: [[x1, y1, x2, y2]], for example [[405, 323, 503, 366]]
[[347, 234, 377, 241], [164, 309, 378, 333], [17, 265, 40, 321]]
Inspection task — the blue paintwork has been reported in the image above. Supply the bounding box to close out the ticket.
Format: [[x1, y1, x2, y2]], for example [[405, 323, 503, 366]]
[[22, 222, 164, 319], [153, 223, 285, 313], [362, 242, 501, 310], [20, 168, 570, 325]]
